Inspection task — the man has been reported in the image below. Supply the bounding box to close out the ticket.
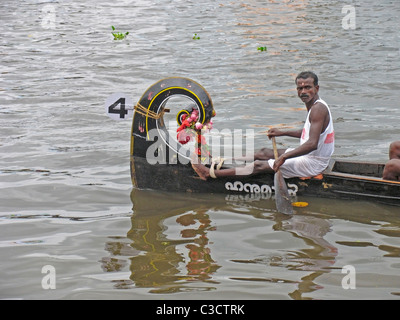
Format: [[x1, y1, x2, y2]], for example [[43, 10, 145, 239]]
[[382, 141, 400, 181], [191, 71, 335, 180]]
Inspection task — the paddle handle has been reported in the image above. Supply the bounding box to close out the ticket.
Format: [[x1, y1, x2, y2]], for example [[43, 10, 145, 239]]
[[272, 137, 279, 161]]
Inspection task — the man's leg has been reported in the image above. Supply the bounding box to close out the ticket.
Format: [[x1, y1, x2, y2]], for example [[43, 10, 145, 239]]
[[191, 146, 288, 181], [254, 147, 287, 160], [191, 156, 275, 181]]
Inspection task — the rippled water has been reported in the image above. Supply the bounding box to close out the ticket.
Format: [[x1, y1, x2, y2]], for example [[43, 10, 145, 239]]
[[1, 0, 399, 300]]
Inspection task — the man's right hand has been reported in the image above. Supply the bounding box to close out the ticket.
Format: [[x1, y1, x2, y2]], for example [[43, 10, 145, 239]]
[[267, 128, 283, 139]]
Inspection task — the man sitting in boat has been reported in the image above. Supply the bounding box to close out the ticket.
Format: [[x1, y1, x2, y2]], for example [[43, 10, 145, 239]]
[[192, 71, 335, 180], [382, 141, 400, 181]]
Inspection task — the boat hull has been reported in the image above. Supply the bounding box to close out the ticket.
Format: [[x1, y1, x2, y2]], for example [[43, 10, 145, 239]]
[[131, 156, 400, 206]]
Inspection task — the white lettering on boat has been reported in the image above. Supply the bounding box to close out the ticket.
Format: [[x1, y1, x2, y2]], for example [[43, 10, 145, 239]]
[[225, 181, 298, 196]]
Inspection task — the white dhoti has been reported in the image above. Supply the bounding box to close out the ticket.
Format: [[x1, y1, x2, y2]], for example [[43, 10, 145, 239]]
[[267, 148, 330, 179]]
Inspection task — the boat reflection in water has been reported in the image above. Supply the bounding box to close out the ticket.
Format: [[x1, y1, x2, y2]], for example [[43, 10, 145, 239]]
[[100, 189, 399, 299], [100, 189, 222, 293], [126, 189, 220, 293]]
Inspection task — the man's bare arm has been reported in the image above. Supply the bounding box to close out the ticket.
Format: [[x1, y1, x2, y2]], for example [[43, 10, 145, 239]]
[[267, 128, 302, 139]]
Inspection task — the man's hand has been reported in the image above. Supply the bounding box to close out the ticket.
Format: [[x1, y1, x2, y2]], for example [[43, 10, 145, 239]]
[[267, 128, 283, 139], [273, 154, 286, 171]]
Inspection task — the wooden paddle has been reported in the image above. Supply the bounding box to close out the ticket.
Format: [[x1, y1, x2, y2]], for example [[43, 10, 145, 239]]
[[271, 137, 293, 215]]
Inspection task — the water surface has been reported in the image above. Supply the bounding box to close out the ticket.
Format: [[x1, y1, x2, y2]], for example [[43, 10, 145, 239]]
[[0, 0, 399, 300]]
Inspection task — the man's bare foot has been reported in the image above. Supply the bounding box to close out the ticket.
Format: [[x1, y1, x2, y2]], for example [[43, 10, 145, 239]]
[[191, 155, 210, 180]]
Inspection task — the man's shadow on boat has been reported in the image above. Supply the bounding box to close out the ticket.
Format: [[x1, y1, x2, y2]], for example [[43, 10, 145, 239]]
[[100, 188, 399, 299]]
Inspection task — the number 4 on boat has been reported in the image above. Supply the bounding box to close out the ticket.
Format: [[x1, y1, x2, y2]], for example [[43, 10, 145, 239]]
[[105, 93, 134, 120]]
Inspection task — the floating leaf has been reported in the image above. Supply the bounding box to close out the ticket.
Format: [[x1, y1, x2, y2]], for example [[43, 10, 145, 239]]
[[111, 26, 129, 40]]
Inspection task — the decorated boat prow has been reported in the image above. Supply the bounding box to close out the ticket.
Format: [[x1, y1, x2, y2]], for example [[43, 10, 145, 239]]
[[131, 77, 214, 160]]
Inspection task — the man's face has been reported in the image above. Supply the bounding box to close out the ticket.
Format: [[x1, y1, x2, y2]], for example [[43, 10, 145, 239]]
[[296, 77, 319, 104]]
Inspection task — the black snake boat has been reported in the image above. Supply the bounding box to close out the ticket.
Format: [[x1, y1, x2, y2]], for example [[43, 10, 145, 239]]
[[130, 77, 400, 207]]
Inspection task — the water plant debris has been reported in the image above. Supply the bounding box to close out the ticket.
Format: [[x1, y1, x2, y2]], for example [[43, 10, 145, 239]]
[[111, 26, 129, 40]]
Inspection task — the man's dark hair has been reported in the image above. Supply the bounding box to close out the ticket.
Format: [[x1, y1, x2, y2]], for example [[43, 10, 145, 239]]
[[295, 71, 319, 86]]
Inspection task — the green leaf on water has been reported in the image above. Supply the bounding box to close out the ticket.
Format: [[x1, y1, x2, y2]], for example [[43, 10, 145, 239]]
[[111, 26, 129, 40]]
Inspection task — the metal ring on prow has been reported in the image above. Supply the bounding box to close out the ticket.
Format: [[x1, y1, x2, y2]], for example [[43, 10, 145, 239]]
[[130, 77, 215, 188], [176, 104, 195, 126]]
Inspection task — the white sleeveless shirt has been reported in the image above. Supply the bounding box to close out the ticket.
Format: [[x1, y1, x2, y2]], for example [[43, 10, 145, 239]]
[[299, 98, 334, 159], [268, 98, 335, 178]]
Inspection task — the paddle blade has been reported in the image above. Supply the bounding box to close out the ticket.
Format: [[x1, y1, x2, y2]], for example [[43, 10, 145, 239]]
[[274, 171, 294, 215]]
